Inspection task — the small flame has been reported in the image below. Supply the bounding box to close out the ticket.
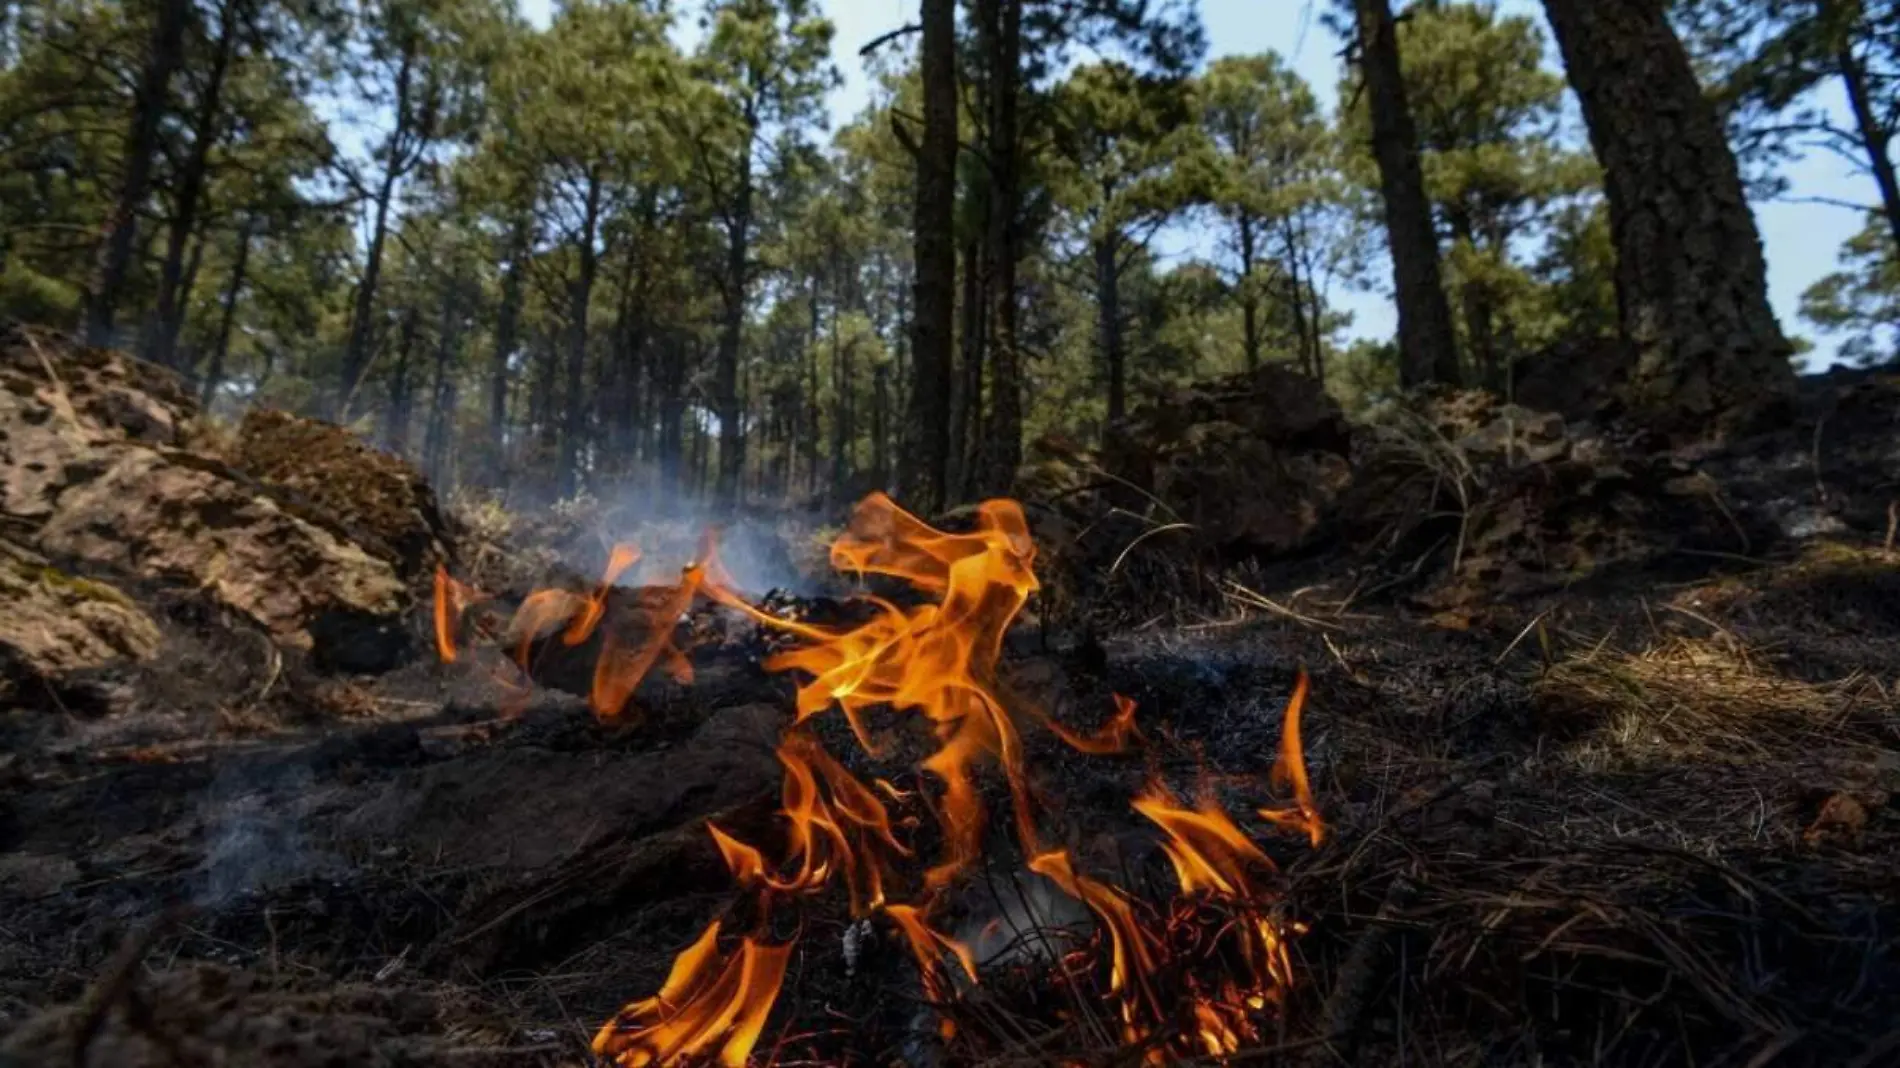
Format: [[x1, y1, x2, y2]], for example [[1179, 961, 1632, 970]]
[[591, 920, 792, 1068], [565, 543, 641, 646], [1040, 693, 1144, 755], [431, 565, 480, 663], [1258, 670, 1325, 847]]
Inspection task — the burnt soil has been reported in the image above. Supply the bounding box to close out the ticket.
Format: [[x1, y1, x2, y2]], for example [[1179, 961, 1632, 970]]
[[3, 379, 1899, 1068]]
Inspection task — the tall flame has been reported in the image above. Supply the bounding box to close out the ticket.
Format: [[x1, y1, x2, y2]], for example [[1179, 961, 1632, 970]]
[[434, 496, 1326, 1063]]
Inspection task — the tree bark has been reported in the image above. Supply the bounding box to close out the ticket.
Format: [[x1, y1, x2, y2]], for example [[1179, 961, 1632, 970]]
[[949, 234, 985, 499], [1237, 212, 1261, 372], [1095, 231, 1127, 423], [148, 0, 241, 368], [1352, 0, 1461, 388], [337, 39, 417, 419], [977, 0, 1024, 494], [899, 0, 958, 511], [1542, 0, 1793, 434], [489, 209, 530, 477], [558, 169, 604, 498], [1836, 35, 1900, 256], [386, 306, 423, 456], [198, 214, 253, 408], [85, 0, 191, 348], [714, 120, 757, 511]]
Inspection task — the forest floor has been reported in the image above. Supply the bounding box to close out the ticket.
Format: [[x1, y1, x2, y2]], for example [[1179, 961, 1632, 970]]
[[1, 328, 1897, 1067]]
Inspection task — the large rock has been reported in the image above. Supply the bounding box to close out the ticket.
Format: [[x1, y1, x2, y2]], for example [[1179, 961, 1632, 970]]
[[1102, 364, 1353, 555], [230, 409, 451, 584], [0, 541, 159, 689], [35, 448, 405, 648], [0, 323, 196, 522]]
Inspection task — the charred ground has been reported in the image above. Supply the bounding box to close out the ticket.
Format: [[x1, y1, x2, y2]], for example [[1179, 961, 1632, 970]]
[[1, 328, 1896, 1067]]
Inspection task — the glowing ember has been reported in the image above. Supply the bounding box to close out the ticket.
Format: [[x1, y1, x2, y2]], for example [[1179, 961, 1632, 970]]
[[431, 495, 1327, 1063]]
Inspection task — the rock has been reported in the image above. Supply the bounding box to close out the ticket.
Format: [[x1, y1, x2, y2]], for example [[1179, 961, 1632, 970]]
[[35, 447, 406, 646], [228, 408, 452, 584], [0, 547, 160, 689], [1102, 364, 1353, 555]]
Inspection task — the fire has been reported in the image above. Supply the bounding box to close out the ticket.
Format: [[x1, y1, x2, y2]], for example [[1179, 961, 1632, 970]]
[[1258, 670, 1325, 847], [592, 920, 791, 1068], [432, 495, 1327, 1064]]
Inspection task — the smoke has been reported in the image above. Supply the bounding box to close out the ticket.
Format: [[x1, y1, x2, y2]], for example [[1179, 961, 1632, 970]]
[[195, 760, 325, 907]]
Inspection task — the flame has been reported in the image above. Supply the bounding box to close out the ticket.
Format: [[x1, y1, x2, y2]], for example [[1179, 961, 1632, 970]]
[[1257, 670, 1325, 847], [431, 565, 481, 663], [705, 493, 1045, 887], [434, 496, 1328, 1061], [591, 919, 792, 1068], [591, 566, 702, 720], [566, 543, 641, 646], [1040, 693, 1144, 755]]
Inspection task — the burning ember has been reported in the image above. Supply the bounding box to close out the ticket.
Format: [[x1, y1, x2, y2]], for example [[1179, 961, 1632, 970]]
[[432, 493, 1324, 1064]]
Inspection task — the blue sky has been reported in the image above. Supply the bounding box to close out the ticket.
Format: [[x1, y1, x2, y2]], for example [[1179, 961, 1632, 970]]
[[522, 0, 1874, 367]]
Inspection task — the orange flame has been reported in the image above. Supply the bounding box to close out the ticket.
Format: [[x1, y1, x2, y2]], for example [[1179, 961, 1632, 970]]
[[591, 919, 792, 1068], [433, 495, 1326, 1062], [1258, 670, 1325, 847], [431, 565, 481, 663], [705, 494, 1044, 888], [565, 543, 641, 646], [1040, 693, 1144, 755]]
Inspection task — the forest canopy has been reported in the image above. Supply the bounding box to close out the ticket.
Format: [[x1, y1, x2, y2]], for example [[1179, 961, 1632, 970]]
[[0, 0, 1893, 511]]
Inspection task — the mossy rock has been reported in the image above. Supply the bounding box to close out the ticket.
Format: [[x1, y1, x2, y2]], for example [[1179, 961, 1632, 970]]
[[229, 409, 452, 583]]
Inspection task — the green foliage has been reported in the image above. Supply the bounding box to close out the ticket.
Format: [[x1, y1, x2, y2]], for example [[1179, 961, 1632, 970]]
[[1800, 214, 1900, 364]]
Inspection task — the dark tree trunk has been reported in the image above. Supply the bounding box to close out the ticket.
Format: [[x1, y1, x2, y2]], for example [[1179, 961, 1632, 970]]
[[338, 40, 417, 419], [656, 340, 686, 489], [715, 121, 757, 511], [977, 0, 1023, 494], [949, 235, 985, 500], [558, 170, 604, 498], [423, 288, 461, 489], [199, 214, 253, 408], [147, 0, 240, 368], [489, 210, 530, 477], [1352, 0, 1461, 388], [872, 362, 891, 487], [1237, 213, 1261, 372], [1541, 0, 1793, 434], [899, 0, 958, 512], [1095, 231, 1126, 424], [85, 0, 190, 348], [1837, 37, 1900, 256], [805, 279, 822, 500], [384, 307, 422, 457]]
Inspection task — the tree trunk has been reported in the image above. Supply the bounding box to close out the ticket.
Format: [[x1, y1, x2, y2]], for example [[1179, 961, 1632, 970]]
[[423, 287, 461, 489], [1095, 231, 1126, 424], [1836, 36, 1900, 256], [337, 40, 417, 419], [715, 135, 756, 511], [977, 0, 1023, 494], [489, 209, 530, 478], [1237, 213, 1261, 372], [950, 234, 985, 500], [85, 0, 190, 348], [1541, 0, 1793, 434], [198, 214, 253, 408], [872, 361, 891, 487], [805, 279, 822, 500], [1352, 0, 1461, 388], [899, 0, 958, 512], [384, 307, 421, 456], [558, 169, 604, 498], [147, 0, 240, 368]]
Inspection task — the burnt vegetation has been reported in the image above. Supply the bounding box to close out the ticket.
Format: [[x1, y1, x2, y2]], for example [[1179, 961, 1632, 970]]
[[2, 1, 1900, 1067]]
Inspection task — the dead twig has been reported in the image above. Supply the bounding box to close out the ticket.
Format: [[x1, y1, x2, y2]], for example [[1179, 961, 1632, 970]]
[[70, 905, 192, 1068]]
